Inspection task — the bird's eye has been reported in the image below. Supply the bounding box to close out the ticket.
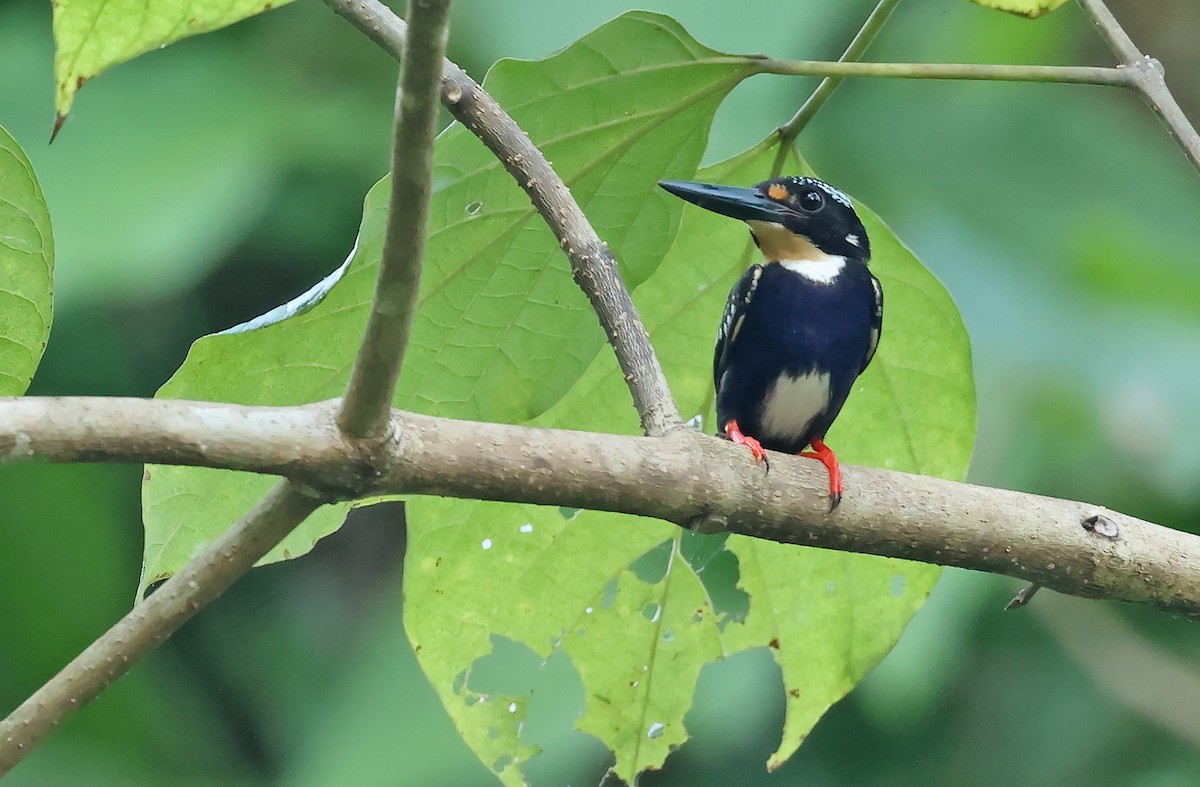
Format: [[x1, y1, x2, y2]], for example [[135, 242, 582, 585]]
[[798, 190, 824, 212]]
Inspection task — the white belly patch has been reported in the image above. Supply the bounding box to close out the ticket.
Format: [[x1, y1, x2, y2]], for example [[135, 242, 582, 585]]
[[760, 371, 830, 440]]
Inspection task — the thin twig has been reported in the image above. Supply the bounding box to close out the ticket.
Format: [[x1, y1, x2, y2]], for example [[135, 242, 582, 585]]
[[2, 397, 1200, 618], [1077, 0, 1200, 173], [337, 0, 452, 438], [0, 480, 323, 776], [777, 0, 903, 144], [323, 0, 684, 437]]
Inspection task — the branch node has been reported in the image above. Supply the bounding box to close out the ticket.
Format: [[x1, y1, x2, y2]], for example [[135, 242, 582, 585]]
[[1005, 583, 1042, 610], [685, 511, 728, 535], [1082, 512, 1120, 540]]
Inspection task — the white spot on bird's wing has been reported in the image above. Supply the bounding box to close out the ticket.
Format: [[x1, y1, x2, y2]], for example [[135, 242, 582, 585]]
[[846, 233, 861, 247], [867, 326, 880, 366], [717, 267, 759, 349], [780, 256, 846, 284], [865, 275, 882, 368], [759, 371, 830, 441]]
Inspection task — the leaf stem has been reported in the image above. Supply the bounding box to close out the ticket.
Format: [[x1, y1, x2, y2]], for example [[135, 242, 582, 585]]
[[756, 58, 1132, 86], [777, 0, 903, 145], [337, 0, 452, 439]]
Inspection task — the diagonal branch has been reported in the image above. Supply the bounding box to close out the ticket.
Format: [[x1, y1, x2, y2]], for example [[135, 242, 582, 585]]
[[337, 0, 452, 438], [1078, 0, 1143, 63], [0, 0, 455, 774], [0, 479, 322, 776], [0, 396, 1198, 618], [776, 0, 903, 145], [322, 0, 684, 437], [1077, 0, 1200, 173]]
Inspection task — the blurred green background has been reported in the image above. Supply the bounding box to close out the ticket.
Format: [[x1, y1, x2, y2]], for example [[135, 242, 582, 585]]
[[3, 0, 1200, 784]]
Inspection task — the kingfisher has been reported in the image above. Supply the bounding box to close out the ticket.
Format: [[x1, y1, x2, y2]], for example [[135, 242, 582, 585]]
[[659, 175, 881, 511]]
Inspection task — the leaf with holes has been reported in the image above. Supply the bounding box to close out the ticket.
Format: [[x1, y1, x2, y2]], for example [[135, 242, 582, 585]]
[[405, 138, 973, 781], [0, 125, 53, 396], [52, 0, 290, 118], [140, 12, 756, 595]]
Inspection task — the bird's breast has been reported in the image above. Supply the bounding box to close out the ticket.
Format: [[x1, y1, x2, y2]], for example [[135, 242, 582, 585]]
[[758, 370, 831, 442]]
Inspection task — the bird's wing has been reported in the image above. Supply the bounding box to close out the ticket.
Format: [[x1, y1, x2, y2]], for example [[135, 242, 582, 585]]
[[713, 264, 764, 388], [861, 272, 884, 374]]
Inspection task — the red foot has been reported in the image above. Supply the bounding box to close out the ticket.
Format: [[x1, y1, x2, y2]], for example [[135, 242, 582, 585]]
[[724, 419, 769, 470], [800, 438, 843, 511]]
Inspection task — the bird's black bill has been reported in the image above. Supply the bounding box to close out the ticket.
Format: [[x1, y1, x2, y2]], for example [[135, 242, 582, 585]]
[[658, 180, 787, 223]]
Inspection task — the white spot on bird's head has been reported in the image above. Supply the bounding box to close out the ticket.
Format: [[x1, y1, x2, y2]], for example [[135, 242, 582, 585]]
[[780, 175, 852, 208]]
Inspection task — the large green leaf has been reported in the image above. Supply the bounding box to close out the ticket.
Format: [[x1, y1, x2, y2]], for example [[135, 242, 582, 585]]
[[0, 125, 53, 395], [405, 140, 974, 782], [140, 12, 754, 595], [52, 0, 289, 117]]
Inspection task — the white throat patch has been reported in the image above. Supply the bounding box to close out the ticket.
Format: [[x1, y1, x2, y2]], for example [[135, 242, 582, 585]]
[[760, 371, 831, 441], [779, 256, 846, 284]]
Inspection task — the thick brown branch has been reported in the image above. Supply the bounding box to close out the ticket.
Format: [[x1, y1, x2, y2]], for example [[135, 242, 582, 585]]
[[0, 479, 322, 776], [0, 397, 370, 494], [338, 0, 451, 438], [1, 396, 1197, 618], [388, 412, 1200, 619], [322, 0, 683, 436]]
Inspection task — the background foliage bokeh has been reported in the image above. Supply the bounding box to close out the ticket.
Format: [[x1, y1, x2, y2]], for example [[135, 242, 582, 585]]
[[2, 0, 1200, 784]]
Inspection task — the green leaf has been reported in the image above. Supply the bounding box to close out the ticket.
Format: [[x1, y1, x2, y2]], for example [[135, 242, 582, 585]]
[[405, 140, 974, 781], [969, 0, 1068, 18], [0, 125, 53, 395], [52, 0, 289, 117], [405, 500, 676, 784], [140, 12, 754, 595]]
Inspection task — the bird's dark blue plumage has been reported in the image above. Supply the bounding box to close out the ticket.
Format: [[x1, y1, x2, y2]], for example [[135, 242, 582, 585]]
[[714, 260, 879, 454], [660, 175, 881, 509]]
